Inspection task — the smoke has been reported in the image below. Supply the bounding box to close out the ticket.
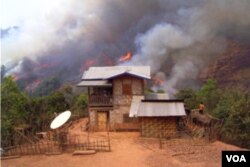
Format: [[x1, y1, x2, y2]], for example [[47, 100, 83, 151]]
[[129, 0, 250, 95], [2, 0, 250, 95]]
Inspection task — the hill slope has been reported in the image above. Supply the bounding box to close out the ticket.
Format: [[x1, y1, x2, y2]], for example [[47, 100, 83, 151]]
[[200, 41, 250, 90]]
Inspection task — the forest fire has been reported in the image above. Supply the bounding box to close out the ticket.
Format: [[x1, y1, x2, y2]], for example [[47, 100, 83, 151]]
[[119, 51, 132, 62], [12, 74, 20, 81], [34, 63, 51, 71], [103, 55, 114, 66], [80, 59, 97, 72], [25, 79, 42, 92]]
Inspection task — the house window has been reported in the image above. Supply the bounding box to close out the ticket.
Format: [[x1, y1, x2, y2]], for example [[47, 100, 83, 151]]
[[122, 83, 131, 95], [122, 78, 132, 95]]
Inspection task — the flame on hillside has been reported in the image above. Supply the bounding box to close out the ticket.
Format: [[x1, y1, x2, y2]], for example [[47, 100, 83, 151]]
[[80, 59, 97, 72], [25, 79, 42, 92], [103, 55, 114, 66], [12, 74, 20, 81], [119, 52, 132, 62]]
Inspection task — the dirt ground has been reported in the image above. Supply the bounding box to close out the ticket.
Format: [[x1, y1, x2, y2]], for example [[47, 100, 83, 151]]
[[1, 118, 245, 167]]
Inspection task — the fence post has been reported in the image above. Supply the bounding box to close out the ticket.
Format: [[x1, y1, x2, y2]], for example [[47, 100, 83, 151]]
[[107, 124, 111, 151], [159, 134, 163, 149]]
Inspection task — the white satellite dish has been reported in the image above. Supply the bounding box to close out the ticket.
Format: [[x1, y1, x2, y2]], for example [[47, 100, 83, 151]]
[[50, 110, 71, 129]]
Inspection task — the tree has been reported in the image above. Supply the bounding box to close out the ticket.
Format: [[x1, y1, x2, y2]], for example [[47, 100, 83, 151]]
[[58, 84, 75, 106], [1, 77, 29, 146], [175, 79, 250, 148], [71, 94, 88, 117], [33, 77, 61, 96], [175, 89, 199, 109], [213, 91, 250, 148], [1, 77, 29, 125], [1, 65, 6, 81], [197, 79, 220, 111]]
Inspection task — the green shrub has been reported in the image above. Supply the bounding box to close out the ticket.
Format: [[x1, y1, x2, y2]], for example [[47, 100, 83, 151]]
[[175, 79, 250, 148]]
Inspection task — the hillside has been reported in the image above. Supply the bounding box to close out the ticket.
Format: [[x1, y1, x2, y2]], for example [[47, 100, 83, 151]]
[[200, 41, 250, 90]]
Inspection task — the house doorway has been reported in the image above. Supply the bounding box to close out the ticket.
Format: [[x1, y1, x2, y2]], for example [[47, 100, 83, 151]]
[[97, 111, 109, 131]]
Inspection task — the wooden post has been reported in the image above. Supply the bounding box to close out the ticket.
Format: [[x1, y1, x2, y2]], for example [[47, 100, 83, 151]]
[[20, 145, 23, 155], [107, 123, 111, 151], [87, 125, 90, 145], [159, 134, 163, 149], [47, 141, 50, 153]]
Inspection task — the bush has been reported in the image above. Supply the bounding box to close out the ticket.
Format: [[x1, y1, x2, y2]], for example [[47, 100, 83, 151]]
[[175, 89, 199, 109], [175, 79, 250, 148], [1, 77, 29, 146], [71, 94, 88, 117], [156, 89, 165, 93]]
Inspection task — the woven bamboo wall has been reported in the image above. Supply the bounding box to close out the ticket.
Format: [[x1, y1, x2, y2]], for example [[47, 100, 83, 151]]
[[141, 117, 177, 138]]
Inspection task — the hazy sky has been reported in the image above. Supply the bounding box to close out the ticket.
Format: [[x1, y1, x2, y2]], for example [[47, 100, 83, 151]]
[[1, 0, 62, 28]]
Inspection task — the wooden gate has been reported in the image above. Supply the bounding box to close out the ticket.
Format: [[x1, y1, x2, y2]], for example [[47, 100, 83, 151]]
[[97, 111, 108, 131]]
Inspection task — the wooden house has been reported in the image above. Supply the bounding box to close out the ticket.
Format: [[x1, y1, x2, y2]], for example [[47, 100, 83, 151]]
[[130, 99, 186, 138], [77, 66, 151, 131]]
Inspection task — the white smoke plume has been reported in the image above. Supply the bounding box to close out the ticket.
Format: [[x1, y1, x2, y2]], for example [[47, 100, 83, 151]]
[[129, 0, 250, 95]]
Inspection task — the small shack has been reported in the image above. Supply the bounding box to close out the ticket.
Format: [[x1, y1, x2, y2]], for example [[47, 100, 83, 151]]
[[130, 99, 186, 138], [185, 109, 222, 140]]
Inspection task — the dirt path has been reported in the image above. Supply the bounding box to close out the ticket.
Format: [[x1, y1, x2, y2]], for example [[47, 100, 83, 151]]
[[2, 133, 153, 167]]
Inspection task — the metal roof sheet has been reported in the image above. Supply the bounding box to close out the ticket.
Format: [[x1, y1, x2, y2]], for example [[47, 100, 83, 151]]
[[129, 96, 144, 117], [82, 66, 151, 80], [137, 101, 186, 117], [77, 80, 112, 87]]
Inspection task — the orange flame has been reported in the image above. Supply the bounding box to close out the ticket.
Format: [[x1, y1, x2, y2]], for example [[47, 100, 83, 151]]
[[85, 60, 95, 67], [80, 59, 96, 72], [33, 63, 51, 71], [119, 51, 132, 62]]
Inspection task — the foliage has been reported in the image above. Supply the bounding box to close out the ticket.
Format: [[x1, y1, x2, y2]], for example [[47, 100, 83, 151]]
[[213, 91, 250, 148], [175, 79, 250, 148], [1, 77, 29, 146], [144, 88, 155, 94], [156, 89, 165, 93], [71, 94, 88, 117], [1, 77, 88, 147], [175, 89, 199, 109], [32, 77, 61, 96], [47, 91, 69, 114], [197, 79, 221, 111], [76, 94, 88, 110], [1, 77, 29, 124], [58, 84, 75, 106]]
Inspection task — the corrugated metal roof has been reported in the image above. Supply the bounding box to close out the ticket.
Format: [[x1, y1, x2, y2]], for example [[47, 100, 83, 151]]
[[77, 80, 112, 87], [82, 66, 151, 80], [136, 101, 186, 117], [129, 96, 144, 117], [137, 102, 186, 117]]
